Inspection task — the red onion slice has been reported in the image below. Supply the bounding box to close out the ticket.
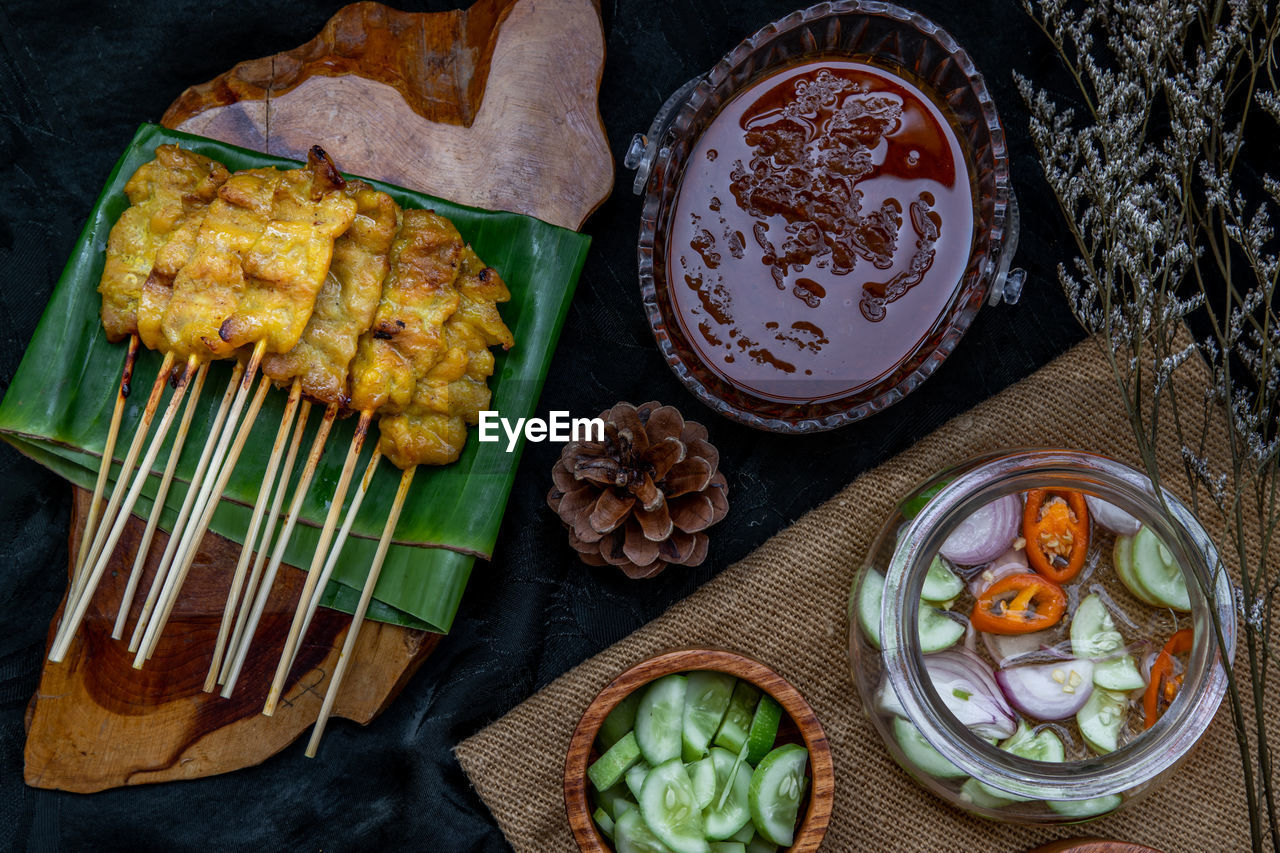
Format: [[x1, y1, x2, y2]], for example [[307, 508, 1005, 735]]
[[966, 547, 1029, 597], [995, 659, 1095, 720], [1086, 495, 1141, 535], [982, 630, 1068, 667], [940, 494, 1022, 566]]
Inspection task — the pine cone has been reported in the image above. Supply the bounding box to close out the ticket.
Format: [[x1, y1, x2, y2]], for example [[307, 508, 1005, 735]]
[[547, 401, 729, 579]]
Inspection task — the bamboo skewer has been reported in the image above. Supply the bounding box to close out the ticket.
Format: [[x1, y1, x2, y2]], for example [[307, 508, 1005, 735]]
[[263, 411, 374, 716], [127, 361, 245, 652], [203, 379, 303, 692], [112, 360, 210, 640], [306, 466, 415, 757], [134, 371, 271, 666], [72, 335, 139, 595], [218, 400, 312, 686], [282, 445, 382, 680], [50, 354, 198, 662], [67, 350, 176, 611], [220, 403, 339, 697]]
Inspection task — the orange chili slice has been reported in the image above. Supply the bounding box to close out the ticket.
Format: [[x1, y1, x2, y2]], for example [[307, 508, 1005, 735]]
[[971, 573, 1068, 634], [1023, 489, 1090, 583], [1143, 628, 1193, 728]]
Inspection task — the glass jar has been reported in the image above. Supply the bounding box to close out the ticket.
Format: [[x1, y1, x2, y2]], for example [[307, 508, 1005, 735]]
[[847, 449, 1236, 822], [628, 1, 1026, 432]]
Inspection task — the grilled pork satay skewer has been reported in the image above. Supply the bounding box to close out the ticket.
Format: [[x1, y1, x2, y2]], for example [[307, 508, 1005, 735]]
[[68, 148, 228, 605], [133, 149, 358, 663], [203, 179, 397, 691], [260, 207, 467, 714], [304, 245, 514, 751]]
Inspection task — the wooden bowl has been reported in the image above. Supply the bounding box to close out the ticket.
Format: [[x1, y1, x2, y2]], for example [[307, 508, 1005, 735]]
[[564, 648, 834, 852]]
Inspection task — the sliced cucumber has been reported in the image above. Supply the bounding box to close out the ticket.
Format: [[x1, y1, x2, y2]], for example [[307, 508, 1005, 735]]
[[858, 569, 963, 653], [709, 844, 746, 853], [744, 696, 782, 765], [600, 691, 643, 751], [1070, 594, 1124, 660], [682, 671, 736, 762], [596, 780, 634, 820], [856, 569, 887, 649], [1077, 687, 1129, 753], [589, 730, 643, 792], [614, 807, 676, 853], [639, 759, 709, 853], [891, 716, 967, 779], [729, 822, 755, 843], [636, 675, 688, 766], [745, 839, 779, 853], [975, 722, 1064, 803], [1093, 654, 1145, 692], [688, 757, 716, 810], [748, 744, 808, 847], [704, 746, 753, 840], [626, 760, 652, 801], [918, 606, 965, 653], [713, 682, 761, 754], [922, 556, 964, 604], [959, 776, 1015, 810], [1047, 794, 1123, 819], [1114, 533, 1161, 607], [594, 807, 616, 841], [902, 480, 949, 519], [1131, 526, 1191, 611]]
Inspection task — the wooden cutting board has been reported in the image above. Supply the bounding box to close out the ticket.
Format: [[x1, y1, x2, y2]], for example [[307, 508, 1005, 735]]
[[25, 0, 611, 793]]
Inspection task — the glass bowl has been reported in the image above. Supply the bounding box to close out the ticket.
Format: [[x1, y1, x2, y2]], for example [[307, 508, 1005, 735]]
[[847, 449, 1235, 823], [631, 1, 1024, 433]]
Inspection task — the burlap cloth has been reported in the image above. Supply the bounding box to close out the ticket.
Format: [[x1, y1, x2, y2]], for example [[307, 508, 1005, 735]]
[[456, 335, 1268, 852]]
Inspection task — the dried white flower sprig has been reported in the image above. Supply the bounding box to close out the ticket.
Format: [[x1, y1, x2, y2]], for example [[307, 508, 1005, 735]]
[[1020, 0, 1280, 847]]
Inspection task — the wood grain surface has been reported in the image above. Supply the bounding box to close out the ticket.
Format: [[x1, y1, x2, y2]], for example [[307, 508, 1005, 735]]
[[25, 489, 441, 792], [164, 0, 613, 231], [563, 648, 834, 853], [25, 0, 611, 792]]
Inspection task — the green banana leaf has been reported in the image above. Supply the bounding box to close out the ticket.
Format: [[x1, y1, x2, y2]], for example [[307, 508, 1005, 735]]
[[0, 123, 591, 632]]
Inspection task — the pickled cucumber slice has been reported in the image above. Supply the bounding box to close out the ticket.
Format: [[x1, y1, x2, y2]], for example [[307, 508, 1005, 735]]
[[1047, 794, 1123, 819], [959, 776, 1014, 810], [744, 839, 778, 853], [857, 569, 963, 652], [683, 671, 736, 762], [636, 675, 688, 766], [1093, 654, 1145, 692], [1070, 594, 1124, 660], [639, 759, 708, 853], [974, 722, 1064, 803], [1078, 687, 1129, 753], [729, 822, 754, 843], [891, 716, 967, 779], [589, 730, 642, 792], [744, 696, 782, 765], [713, 682, 761, 754], [1131, 526, 1191, 611], [708, 844, 746, 853], [748, 743, 808, 847], [1113, 533, 1161, 607], [704, 746, 753, 840], [614, 808, 676, 853], [922, 555, 963, 604]]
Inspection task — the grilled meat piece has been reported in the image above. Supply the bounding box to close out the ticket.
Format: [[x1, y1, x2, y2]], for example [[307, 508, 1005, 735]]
[[98, 145, 228, 342]]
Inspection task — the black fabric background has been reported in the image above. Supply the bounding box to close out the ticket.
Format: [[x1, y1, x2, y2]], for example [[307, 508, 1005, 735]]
[[0, 1, 1084, 850]]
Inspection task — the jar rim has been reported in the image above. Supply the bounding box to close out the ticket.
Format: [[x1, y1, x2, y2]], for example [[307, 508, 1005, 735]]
[[880, 449, 1236, 800]]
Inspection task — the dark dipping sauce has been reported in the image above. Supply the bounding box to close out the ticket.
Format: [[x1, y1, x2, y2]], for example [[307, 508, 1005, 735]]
[[667, 59, 975, 403]]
